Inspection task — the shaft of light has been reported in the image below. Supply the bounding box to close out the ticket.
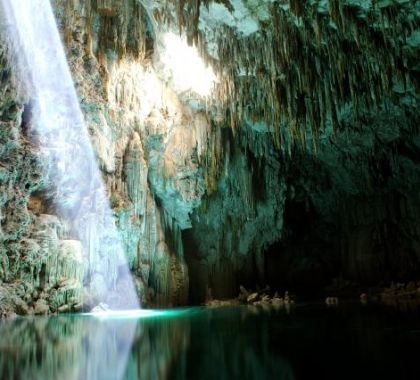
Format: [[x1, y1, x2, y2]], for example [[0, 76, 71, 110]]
[[0, 0, 139, 310]]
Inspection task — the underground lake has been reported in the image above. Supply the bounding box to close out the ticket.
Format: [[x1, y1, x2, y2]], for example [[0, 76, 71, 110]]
[[1, 302, 420, 380]]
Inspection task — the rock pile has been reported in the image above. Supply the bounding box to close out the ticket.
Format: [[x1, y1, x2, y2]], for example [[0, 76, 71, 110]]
[[206, 285, 295, 308], [381, 281, 420, 309]]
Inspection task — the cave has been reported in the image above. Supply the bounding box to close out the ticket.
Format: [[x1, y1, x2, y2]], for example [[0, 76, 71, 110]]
[[1, 1, 420, 379]]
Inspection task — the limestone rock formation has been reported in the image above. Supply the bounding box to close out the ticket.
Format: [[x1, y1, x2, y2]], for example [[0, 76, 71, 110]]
[[0, 0, 419, 312]]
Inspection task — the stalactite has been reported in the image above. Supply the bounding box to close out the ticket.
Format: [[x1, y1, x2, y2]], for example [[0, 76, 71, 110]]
[[61, 0, 419, 182], [123, 132, 148, 218], [81, 0, 150, 63], [149, 0, 416, 153]]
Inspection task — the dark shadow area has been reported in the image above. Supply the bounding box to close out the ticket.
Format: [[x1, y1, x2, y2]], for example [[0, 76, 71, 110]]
[[264, 189, 420, 297], [183, 228, 216, 305], [183, 228, 251, 304], [264, 198, 338, 298]]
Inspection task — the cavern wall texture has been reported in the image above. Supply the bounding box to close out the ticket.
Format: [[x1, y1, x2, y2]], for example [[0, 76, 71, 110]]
[[1, 0, 419, 313]]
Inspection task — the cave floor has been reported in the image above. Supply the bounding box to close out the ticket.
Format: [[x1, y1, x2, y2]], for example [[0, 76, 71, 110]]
[[0, 303, 419, 380]]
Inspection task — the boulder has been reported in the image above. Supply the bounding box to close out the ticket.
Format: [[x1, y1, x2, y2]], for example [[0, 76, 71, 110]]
[[272, 297, 284, 306], [247, 292, 259, 303], [34, 299, 50, 315]]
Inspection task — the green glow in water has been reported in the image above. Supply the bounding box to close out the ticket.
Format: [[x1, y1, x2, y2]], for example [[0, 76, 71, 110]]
[[1, 305, 419, 380], [83, 308, 193, 320]]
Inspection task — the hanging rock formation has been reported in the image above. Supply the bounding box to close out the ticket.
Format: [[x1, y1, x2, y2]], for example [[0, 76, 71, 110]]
[[0, 0, 419, 312]]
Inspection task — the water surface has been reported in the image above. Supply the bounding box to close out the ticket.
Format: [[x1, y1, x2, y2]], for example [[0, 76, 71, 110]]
[[0, 303, 419, 379]]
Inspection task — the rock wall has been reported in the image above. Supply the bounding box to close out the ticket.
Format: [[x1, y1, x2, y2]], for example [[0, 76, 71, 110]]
[[0, 0, 203, 312], [1, 0, 419, 312], [172, 0, 420, 300], [264, 103, 420, 295]]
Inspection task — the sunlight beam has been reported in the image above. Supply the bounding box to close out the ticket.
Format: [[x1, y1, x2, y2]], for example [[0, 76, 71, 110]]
[[0, 0, 139, 310], [160, 32, 217, 97]]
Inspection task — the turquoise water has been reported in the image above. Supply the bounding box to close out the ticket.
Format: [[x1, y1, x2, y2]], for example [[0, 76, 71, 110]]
[[0, 303, 419, 379]]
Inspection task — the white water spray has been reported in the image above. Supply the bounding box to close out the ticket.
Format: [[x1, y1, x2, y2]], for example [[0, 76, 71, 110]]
[[0, 0, 139, 310]]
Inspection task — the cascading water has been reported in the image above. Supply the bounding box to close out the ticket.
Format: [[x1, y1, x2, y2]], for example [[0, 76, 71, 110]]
[[0, 0, 139, 310]]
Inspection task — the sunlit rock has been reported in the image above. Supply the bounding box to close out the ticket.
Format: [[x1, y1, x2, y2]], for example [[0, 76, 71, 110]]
[[124, 132, 148, 218], [34, 298, 49, 315], [1, 0, 419, 313]]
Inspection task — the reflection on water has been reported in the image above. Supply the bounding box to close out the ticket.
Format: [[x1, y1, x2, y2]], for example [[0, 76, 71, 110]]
[[382, 297, 420, 312], [1, 304, 420, 380], [0, 311, 191, 380], [0, 316, 138, 380]]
